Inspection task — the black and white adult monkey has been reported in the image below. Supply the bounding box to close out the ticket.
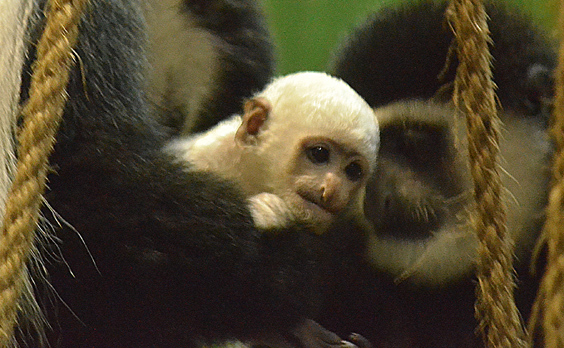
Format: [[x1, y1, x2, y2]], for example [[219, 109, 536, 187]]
[[318, 1, 555, 347], [168, 71, 379, 234], [1, 0, 372, 347], [145, 0, 274, 134]]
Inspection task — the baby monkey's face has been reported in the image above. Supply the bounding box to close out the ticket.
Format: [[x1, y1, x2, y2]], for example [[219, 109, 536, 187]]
[[282, 135, 371, 231]]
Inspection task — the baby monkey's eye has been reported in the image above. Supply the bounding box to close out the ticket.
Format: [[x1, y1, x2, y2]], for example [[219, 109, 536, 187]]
[[306, 145, 330, 164], [345, 161, 363, 182]]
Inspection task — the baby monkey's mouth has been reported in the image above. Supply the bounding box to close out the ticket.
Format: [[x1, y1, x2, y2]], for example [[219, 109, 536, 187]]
[[297, 190, 339, 216]]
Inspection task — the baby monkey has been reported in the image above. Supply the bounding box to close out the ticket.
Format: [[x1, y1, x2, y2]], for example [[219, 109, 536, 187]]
[[168, 72, 379, 233]]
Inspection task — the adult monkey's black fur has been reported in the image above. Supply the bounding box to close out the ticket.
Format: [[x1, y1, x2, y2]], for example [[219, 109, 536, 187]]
[[146, 0, 275, 135], [321, 1, 555, 348], [14, 0, 347, 347], [331, 1, 554, 113]]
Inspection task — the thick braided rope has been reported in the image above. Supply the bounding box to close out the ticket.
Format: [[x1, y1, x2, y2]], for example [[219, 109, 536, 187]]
[[0, 0, 88, 345], [0, 0, 34, 220], [447, 1, 528, 347], [530, 1, 564, 345]]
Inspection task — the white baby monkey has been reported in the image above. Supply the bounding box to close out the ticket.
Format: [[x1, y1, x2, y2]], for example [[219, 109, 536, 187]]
[[167, 71, 379, 233]]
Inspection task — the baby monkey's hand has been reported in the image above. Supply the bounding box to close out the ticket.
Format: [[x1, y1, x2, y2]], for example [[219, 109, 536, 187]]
[[248, 193, 295, 231]]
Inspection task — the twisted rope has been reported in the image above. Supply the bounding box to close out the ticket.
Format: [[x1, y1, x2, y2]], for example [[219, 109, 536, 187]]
[[0, 0, 33, 220], [0, 0, 88, 345], [529, 0, 564, 345], [447, 1, 528, 347]]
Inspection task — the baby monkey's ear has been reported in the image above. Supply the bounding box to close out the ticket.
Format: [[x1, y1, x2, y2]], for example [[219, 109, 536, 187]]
[[236, 97, 271, 146]]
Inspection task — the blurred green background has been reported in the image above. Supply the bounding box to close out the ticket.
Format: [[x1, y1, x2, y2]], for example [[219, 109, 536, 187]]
[[259, 0, 558, 75]]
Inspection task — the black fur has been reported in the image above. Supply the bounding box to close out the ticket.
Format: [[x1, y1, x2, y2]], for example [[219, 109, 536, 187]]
[[321, 1, 556, 348], [331, 0, 555, 115], [162, 0, 275, 134], [18, 0, 330, 346]]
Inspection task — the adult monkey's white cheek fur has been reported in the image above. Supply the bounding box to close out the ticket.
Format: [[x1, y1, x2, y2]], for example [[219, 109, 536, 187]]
[[145, 0, 220, 133], [144, 0, 274, 135], [363, 100, 551, 287], [0, 0, 47, 343], [0, 0, 34, 221]]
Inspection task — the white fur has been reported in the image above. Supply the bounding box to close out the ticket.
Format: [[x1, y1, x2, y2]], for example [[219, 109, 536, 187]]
[[257, 72, 379, 170], [166, 116, 264, 193], [170, 72, 379, 191], [168, 72, 380, 230], [366, 105, 551, 287], [144, 0, 220, 133], [366, 217, 478, 286], [0, 0, 34, 227], [0, 0, 45, 345]]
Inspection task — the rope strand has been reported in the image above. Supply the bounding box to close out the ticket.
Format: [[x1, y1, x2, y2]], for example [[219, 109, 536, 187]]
[[447, 0, 528, 347], [0, 0, 88, 345], [530, 0, 564, 345]]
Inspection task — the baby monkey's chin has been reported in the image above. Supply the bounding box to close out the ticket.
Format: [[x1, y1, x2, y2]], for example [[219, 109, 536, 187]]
[[293, 194, 336, 234]]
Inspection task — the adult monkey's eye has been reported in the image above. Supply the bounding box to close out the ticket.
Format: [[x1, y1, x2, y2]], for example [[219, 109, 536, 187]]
[[306, 145, 330, 164], [345, 161, 363, 181]]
